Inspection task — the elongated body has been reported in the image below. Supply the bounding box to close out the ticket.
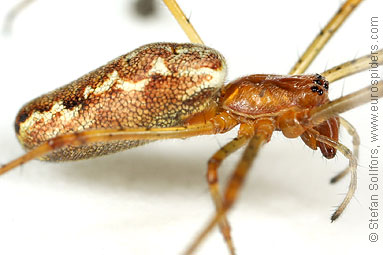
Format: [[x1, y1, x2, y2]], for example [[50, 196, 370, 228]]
[[1, 1, 381, 254], [15, 43, 227, 161], [14, 42, 339, 162]]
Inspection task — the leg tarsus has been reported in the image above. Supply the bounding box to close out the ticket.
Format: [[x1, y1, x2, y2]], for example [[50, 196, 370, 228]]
[[330, 117, 360, 184], [315, 134, 357, 222]]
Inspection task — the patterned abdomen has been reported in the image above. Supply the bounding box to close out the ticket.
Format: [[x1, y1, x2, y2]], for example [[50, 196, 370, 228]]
[[15, 43, 227, 161]]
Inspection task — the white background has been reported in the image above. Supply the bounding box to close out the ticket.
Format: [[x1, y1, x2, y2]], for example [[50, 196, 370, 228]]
[[0, 0, 382, 254]]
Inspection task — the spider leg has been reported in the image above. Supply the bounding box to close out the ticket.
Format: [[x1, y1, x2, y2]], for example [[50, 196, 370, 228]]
[[330, 117, 360, 183], [184, 119, 275, 255], [2, 0, 36, 34], [207, 135, 250, 255], [315, 134, 357, 222], [0, 112, 240, 176], [162, 0, 203, 44], [308, 80, 383, 126], [289, 0, 362, 74], [322, 49, 383, 82]]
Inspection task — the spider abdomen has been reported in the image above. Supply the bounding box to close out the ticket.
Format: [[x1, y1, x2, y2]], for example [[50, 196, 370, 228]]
[[14, 43, 227, 161]]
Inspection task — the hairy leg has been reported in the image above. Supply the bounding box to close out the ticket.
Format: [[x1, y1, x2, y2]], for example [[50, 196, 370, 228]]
[[184, 119, 274, 255], [162, 0, 203, 44], [289, 0, 362, 74], [0, 112, 240, 176], [315, 134, 357, 221], [309, 80, 383, 126], [331, 117, 360, 183], [322, 49, 383, 82], [207, 136, 250, 255]]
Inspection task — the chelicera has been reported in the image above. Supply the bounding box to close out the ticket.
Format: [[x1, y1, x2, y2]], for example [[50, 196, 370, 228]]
[[0, 0, 382, 254]]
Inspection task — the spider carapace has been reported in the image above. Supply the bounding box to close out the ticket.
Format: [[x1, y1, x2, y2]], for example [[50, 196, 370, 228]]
[[218, 73, 339, 159]]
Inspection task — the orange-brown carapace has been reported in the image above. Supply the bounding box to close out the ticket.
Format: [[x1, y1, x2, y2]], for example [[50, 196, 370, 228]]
[[219, 73, 339, 158]]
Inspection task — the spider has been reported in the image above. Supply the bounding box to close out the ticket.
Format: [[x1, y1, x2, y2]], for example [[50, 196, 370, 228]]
[[0, 0, 382, 255]]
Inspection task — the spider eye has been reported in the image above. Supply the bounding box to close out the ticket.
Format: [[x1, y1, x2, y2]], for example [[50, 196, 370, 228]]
[[324, 81, 329, 90], [311, 86, 319, 92], [312, 74, 329, 94], [311, 85, 324, 96]]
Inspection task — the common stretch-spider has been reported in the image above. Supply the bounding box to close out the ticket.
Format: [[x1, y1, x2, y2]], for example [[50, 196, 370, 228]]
[[0, 0, 382, 254]]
